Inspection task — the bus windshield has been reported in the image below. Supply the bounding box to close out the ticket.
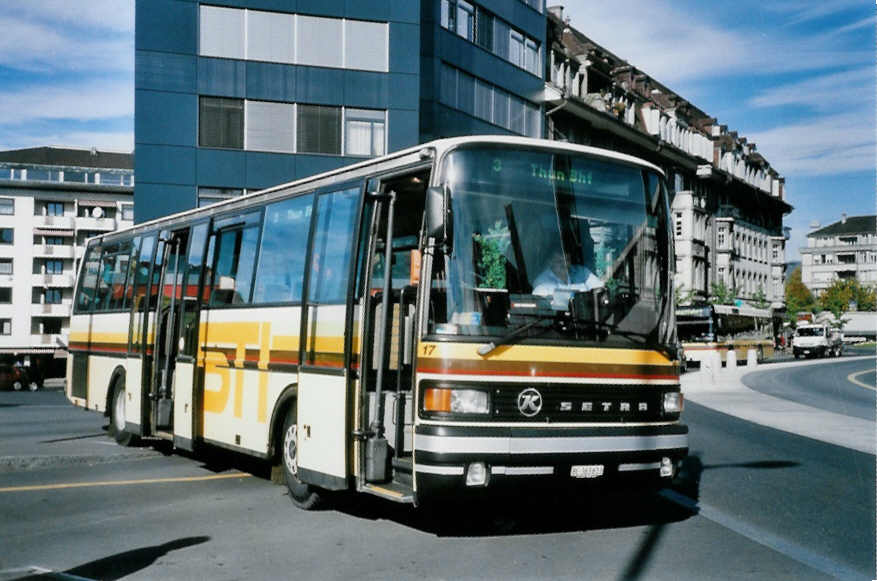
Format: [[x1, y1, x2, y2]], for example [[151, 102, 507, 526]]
[[428, 145, 673, 348]]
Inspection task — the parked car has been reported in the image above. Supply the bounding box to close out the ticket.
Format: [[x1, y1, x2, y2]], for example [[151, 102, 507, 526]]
[[0, 364, 41, 391]]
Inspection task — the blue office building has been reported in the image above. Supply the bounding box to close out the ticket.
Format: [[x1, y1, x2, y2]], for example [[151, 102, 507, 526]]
[[135, 0, 546, 222]]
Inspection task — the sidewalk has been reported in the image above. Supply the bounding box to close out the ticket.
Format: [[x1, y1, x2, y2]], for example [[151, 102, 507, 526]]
[[681, 356, 875, 455]]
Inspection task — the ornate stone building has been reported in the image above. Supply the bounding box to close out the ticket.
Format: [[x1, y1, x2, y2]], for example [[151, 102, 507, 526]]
[[543, 7, 791, 308]]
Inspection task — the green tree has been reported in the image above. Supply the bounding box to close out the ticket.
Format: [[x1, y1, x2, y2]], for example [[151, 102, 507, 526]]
[[818, 278, 877, 327], [784, 266, 816, 326], [709, 280, 737, 305], [752, 285, 769, 309], [473, 221, 510, 289], [674, 283, 697, 307]]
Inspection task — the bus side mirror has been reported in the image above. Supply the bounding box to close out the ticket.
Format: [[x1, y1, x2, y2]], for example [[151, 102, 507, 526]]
[[426, 186, 452, 251]]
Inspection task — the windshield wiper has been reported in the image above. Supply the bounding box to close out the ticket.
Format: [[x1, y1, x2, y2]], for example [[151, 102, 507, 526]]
[[477, 319, 553, 356]]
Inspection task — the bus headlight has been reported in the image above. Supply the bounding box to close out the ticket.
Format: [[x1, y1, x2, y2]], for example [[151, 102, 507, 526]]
[[663, 391, 683, 414], [423, 388, 489, 415]]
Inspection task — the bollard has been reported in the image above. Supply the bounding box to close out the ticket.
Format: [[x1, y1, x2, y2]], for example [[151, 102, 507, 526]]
[[710, 351, 721, 383], [725, 349, 737, 369], [746, 348, 758, 367]]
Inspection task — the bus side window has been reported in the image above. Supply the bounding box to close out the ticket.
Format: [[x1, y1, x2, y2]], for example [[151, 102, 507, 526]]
[[308, 187, 360, 304], [210, 225, 260, 306], [253, 194, 313, 304], [94, 243, 118, 312], [121, 236, 142, 311], [75, 245, 101, 313]]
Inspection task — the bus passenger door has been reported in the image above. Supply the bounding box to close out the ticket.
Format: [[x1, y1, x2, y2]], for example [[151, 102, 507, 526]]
[[170, 223, 209, 450], [357, 170, 428, 486], [296, 186, 361, 490], [144, 228, 188, 436]]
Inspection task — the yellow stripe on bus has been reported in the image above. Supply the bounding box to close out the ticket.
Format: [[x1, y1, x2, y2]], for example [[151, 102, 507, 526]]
[[418, 342, 673, 366]]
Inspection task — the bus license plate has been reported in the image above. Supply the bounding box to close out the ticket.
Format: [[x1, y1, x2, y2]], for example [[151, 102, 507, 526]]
[[570, 465, 604, 479]]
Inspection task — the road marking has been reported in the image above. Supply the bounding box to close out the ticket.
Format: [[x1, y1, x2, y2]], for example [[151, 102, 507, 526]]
[[660, 490, 867, 581], [0, 566, 96, 580], [0, 471, 252, 493], [847, 369, 875, 391]]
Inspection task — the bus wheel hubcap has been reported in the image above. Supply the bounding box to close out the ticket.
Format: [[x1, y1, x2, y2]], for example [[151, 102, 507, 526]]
[[114, 390, 125, 431], [284, 424, 298, 476]]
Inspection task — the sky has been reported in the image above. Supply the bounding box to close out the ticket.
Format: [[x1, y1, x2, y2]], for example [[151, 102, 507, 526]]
[[0, 0, 872, 262]]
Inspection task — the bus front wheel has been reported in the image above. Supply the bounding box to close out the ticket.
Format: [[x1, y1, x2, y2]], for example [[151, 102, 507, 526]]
[[281, 404, 324, 510], [109, 379, 138, 447]]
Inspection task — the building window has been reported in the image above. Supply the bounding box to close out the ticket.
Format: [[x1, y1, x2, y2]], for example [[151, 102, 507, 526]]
[[297, 15, 344, 68], [121, 204, 134, 221], [44, 236, 64, 246], [0, 319, 10, 335], [344, 19, 388, 72], [297, 105, 341, 155], [45, 259, 63, 274], [0, 198, 13, 215], [198, 187, 244, 208], [524, 39, 539, 76], [199, 97, 244, 149], [0, 228, 12, 244], [0, 288, 10, 304], [344, 109, 385, 157], [45, 288, 62, 304], [43, 319, 61, 335], [475, 8, 493, 51], [455, 0, 475, 41], [246, 100, 295, 153], [440, 0, 540, 77], [199, 5, 245, 60], [509, 29, 525, 68], [0, 259, 11, 274], [45, 202, 64, 216], [246, 9, 294, 64]]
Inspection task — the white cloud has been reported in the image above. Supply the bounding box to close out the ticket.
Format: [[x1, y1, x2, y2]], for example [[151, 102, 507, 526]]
[[0, 81, 132, 124], [748, 67, 873, 111], [0, 14, 132, 73], [750, 111, 875, 176], [11, 0, 134, 33], [561, 1, 871, 88]]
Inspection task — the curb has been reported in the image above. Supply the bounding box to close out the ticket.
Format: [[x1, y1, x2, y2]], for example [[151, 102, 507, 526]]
[[0, 450, 161, 473]]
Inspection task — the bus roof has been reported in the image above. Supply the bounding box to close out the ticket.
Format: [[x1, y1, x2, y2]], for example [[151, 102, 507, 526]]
[[89, 136, 666, 245]]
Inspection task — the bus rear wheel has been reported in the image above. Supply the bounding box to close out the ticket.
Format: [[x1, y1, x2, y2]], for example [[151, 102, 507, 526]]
[[109, 379, 138, 446], [281, 404, 324, 510]]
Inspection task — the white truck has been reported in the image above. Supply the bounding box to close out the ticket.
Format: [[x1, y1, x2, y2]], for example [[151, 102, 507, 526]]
[[792, 324, 843, 359]]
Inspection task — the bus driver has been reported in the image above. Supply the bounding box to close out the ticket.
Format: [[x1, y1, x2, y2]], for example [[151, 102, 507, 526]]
[[532, 249, 602, 308]]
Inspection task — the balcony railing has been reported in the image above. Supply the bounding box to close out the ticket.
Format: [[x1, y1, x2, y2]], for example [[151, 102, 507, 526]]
[[34, 244, 75, 259], [33, 215, 75, 229], [33, 302, 72, 317], [31, 333, 64, 346], [32, 273, 75, 287], [75, 217, 116, 231]]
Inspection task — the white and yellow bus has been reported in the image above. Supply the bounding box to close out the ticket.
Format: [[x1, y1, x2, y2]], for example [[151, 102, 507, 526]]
[[677, 303, 775, 366], [67, 136, 687, 508]]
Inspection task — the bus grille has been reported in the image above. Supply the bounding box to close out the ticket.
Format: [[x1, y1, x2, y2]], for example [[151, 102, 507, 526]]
[[491, 385, 671, 423]]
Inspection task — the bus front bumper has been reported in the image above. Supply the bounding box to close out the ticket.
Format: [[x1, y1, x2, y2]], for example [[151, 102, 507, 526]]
[[413, 423, 689, 495]]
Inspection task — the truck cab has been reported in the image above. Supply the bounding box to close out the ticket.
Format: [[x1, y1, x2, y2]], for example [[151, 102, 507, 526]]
[[792, 324, 842, 358]]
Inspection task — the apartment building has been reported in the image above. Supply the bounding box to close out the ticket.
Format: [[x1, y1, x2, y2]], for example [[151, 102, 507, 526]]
[[135, 0, 546, 222], [543, 7, 792, 308], [0, 147, 133, 378], [801, 214, 877, 294]]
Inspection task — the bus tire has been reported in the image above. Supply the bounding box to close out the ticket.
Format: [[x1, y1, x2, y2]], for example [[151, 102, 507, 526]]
[[281, 403, 324, 510], [109, 378, 138, 447]]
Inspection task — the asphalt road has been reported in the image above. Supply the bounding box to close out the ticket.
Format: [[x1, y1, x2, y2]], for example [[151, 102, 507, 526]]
[[742, 356, 875, 421], [0, 359, 874, 581]]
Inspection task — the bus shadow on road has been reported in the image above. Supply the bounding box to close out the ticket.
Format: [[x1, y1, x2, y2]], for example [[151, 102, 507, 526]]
[[332, 482, 700, 538]]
